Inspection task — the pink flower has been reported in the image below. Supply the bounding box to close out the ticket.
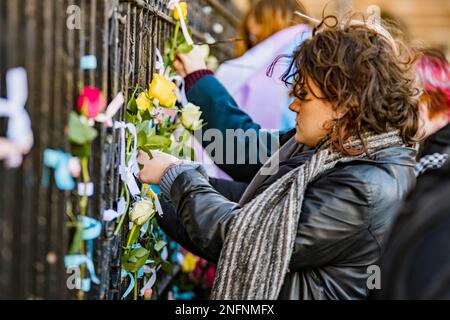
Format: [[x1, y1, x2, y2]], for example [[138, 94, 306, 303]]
[[144, 288, 153, 300], [203, 267, 216, 289], [191, 260, 203, 282], [77, 86, 106, 119]]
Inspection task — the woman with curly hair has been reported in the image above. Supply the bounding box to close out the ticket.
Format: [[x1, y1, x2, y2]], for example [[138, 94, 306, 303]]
[[138, 14, 420, 300]]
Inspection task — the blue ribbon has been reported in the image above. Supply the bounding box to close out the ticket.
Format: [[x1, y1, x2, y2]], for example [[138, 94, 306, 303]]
[[43, 149, 75, 191], [172, 286, 194, 300], [81, 216, 102, 241], [65, 254, 100, 292], [80, 216, 102, 261], [121, 269, 135, 299], [80, 55, 97, 70], [64, 217, 101, 292], [151, 185, 161, 195], [169, 241, 184, 263]]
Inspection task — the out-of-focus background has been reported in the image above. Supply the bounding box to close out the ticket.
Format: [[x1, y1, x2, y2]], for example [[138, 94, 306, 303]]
[[233, 0, 450, 56]]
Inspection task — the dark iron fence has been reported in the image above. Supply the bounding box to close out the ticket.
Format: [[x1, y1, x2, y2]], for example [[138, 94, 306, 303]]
[[0, 0, 239, 300]]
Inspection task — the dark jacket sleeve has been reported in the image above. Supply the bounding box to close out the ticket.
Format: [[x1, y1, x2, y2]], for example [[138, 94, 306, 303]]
[[168, 166, 371, 266], [157, 177, 247, 261], [186, 75, 282, 183]]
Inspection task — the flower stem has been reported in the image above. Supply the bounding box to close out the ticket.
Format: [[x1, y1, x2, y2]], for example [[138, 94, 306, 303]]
[[114, 183, 130, 236], [114, 134, 133, 236], [77, 156, 90, 300], [170, 21, 180, 63], [79, 157, 90, 216], [125, 224, 139, 249], [133, 272, 138, 300]]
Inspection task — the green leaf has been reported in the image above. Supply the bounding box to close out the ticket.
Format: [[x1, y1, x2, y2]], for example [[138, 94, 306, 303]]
[[144, 135, 172, 151], [125, 111, 136, 124], [161, 261, 174, 274], [141, 108, 152, 121], [137, 110, 143, 123], [126, 224, 141, 248], [137, 130, 148, 148], [68, 221, 84, 255], [154, 240, 167, 252], [71, 143, 91, 158], [68, 112, 98, 145], [178, 42, 193, 54], [136, 120, 152, 134], [121, 247, 150, 273], [127, 87, 139, 114]]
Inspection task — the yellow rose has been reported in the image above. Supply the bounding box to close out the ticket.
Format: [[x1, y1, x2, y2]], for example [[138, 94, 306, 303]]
[[173, 2, 188, 21], [143, 184, 155, 199], [181, 253, 200, 273], [148, 74, 177, 108], [136, 92, 152, 111]]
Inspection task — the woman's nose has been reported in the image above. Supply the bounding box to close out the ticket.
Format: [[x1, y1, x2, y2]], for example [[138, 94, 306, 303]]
[[289, 100, 300, 113]]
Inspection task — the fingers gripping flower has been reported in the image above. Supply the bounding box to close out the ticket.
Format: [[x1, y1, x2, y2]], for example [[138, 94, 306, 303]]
[[77, 86, 106, 119], [181, 103, 203, 131], [172, 1, 188, 21], [148, 74, 177, 108], [130, 199, 155, 226]]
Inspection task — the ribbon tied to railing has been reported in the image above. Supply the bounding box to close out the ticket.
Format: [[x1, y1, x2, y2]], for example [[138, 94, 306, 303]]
[[0, 67, 34, 168], [114, 121, 141, 197]]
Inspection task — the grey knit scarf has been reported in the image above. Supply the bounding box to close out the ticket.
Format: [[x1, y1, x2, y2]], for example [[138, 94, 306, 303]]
[[211, 130, 404, 300]]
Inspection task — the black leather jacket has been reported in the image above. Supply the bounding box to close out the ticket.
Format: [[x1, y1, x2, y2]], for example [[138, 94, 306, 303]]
[[164, 145, 417, 300]]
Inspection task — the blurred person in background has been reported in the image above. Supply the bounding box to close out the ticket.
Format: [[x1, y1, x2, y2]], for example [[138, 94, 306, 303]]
[[216, 0, 312, 131], [415, 48, 450, 176], [370, 49, 450, 300], [372, 159, 450, 300]]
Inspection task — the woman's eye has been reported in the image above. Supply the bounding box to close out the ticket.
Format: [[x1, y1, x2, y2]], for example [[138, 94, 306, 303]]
[[297, 93, 308, 101]]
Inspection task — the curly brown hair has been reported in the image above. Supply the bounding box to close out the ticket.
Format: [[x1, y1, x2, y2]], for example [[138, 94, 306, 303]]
[[274, 14, 420, 156]]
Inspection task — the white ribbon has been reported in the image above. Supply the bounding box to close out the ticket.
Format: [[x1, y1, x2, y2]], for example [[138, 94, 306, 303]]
[[77, 182, 94, 197], [140, 220, 149, 237], [167, 0, 194, 46], [0, 68, 33, 168], [155, 48, 166, 76], [103, 196, 127, 222], [154, 193, 164, 218], [95, 92, 125, 128], [161, 247, 168, 261], [114, 121, 141, 196], [169, 75, 188, 107], [140, 268, 157, 297]]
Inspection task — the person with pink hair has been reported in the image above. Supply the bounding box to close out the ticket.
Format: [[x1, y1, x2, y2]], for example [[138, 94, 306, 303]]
[[415, 48, 450, 176]]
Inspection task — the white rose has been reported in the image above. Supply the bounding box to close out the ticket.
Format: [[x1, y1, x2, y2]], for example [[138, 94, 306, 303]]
[[129, 199, 155, 226], [206, 56, 219, 71], [181, 103, 203, 131]]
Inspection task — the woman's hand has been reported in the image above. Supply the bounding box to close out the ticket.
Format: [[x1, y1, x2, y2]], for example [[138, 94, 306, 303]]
[[174, 45, 207, 77], [137, 150, 181, 185]]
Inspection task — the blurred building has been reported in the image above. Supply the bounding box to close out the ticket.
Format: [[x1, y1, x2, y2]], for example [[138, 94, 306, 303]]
[[232, 0, 450, 56]]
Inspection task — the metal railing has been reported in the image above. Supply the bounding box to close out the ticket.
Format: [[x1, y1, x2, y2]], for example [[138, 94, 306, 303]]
[[0, 0, 239, 300]]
